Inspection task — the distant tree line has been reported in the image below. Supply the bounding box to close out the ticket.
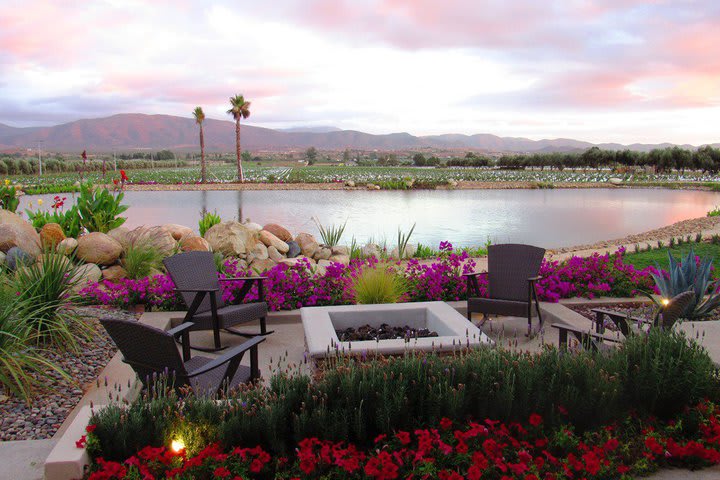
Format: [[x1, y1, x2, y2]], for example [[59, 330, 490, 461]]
[[442, 146, 720, 174], [0, 155, 187, 175]]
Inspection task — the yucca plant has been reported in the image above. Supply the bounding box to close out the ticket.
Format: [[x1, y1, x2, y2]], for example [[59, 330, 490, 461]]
[[13, 251, 90, 350], [352, 266, 407, 304], [396, 223, 416, 260], [650, 248, 720, 319], [313, 217, 347, 247]]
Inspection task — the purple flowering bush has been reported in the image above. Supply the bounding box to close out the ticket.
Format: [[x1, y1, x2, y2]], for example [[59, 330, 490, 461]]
[[77, 243, 659, 311]]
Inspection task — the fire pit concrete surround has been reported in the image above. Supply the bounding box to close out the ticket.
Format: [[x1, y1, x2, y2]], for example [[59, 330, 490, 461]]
[[301, 301, 491, 358]]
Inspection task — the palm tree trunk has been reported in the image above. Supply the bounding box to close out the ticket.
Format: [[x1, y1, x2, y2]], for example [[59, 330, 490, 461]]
[[200, 124, 206, 183], [235, 119, 244, 182]]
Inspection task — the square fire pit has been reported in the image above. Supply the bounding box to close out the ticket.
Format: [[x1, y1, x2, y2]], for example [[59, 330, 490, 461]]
[[301, 301, 491, 358]]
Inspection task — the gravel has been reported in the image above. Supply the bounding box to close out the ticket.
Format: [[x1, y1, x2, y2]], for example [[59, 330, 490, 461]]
[[0, 306, 136, 441]]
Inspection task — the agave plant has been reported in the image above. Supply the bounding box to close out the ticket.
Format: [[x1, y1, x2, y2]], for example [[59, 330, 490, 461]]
[[650, 248, 720, 319]]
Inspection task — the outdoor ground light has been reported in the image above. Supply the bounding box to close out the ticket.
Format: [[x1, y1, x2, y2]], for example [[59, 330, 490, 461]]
[[171, 438, 185, 453]]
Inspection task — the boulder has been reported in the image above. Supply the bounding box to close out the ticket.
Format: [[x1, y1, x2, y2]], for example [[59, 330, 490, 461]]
[[72, 263, 102, 287], [0, 251, 5, 265], [314, 247, 332, 261], [127, 226, 177, 256], [179, 235, 210, 252], [102, 265, 128, 282], [57, 237, 79, 255], [163, 224, 194, 241], [345, 180, 355, 187], [248, 242, 268, 261], [0, 211, 41, 255], [362, 243, 381, 258], [317, 259, 333, 268], [262, 223, 292, 242], [609, 177, 623, 186], [295, 232, 320, 258], [328, 254, 350, 265], [278, 257, 313, 268], [40, 223, 66, 249], [244, 222, 263, 232], [267, 245, 283, 262], [249, 258, 277, 273], [259, 230, 289, 254], [108, 227, 131, 250], [204, 221, 258, 257], [286, 240, 301, 258], [6, 247, 34, 270], [76, 232, 123, 266], [331, 245, 349, 256]]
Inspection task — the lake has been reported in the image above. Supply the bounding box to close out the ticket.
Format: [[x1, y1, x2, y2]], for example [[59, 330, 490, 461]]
[[20, 188, 720, 248]]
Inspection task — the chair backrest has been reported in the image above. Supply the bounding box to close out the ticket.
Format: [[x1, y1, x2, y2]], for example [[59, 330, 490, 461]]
[[163, 251, 224, 313], [487, 244, 545, 301], [100, 318, 188, 387]]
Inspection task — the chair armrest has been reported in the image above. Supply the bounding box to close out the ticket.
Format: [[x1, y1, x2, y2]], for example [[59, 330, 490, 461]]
[[174, 287, 220, 293], [462, 271, 488, 277], [527, 276, 542, 282], [591, 308, 649, 324], [551, 323, 622, 343], [219, 276, 268, 282], [187, 336, 265, 377], [167, 322, 194, 337]]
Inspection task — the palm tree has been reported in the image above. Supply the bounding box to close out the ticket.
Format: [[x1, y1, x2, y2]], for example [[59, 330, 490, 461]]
[[227, 94, 251, 182], [192, 107, 206, 183]]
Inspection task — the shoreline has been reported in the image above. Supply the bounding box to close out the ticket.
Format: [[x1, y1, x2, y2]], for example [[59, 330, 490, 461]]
[[120, 180, 716, 192]]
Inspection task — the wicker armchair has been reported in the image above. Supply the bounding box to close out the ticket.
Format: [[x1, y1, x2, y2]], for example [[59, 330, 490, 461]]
[[464, 244, 545, 335], [100, 318, 264, 396], [163, 251, 271, 352]]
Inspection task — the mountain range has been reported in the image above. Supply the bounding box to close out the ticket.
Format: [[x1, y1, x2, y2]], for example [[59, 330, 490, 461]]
[[0, 114, 714, 154]]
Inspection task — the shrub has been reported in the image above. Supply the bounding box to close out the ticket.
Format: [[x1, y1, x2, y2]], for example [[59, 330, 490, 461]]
[[88, 330, 717, 460], [77, 182, 128, 233], [352, 266, 407, 304], [0, 290, 67, 400], [313, 217, 346, 247], [0, 180, 20, 212], [122, 241, 165, 280], [617, 329, 718, 418], [13, 251, 88, 350], [198, 211, 221, 237], [26, 196, 82, 238]]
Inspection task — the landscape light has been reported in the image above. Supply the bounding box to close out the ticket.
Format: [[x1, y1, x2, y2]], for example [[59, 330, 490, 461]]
[[661, 298, 670, 307], [171, 438, 185, 453]]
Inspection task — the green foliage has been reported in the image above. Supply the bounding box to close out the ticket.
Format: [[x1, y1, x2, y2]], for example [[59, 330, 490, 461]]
[[77, 183, 128, 233], [198, 211, 221, 237], [0, 181, 20, 212], [0, 293, 67, 401], [413, 243, 435, 259], [89, 329, 716, 459], [622, 242, 720, 273], [352, 266, 407, 304], [12, 251, 88, 350], [313, 217, 346, 247], [396, 223, 416, 260], [122, 239, 165, 280], [26, 204, 82, 238], [650, 247, 720, 319], [617, 329, 717, 418], [707, 206, 720, 217]]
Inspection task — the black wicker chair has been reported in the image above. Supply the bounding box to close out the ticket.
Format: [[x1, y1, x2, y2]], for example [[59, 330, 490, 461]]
[[464, 244, 545, 335], [100, 318, 264, 396], [163, 251, 271, 352]]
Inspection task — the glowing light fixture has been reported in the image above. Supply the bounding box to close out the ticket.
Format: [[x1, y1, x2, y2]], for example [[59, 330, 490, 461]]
[[661, 298, 670, 307], [171, 438, 185, 453]]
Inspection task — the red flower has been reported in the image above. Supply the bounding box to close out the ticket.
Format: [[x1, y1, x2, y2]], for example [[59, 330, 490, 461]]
[[557, 405, 568, 416], [214, 466, 232, 478], [604, 437, 619, 451], [529, 413, 543, 427], [86, 424, 97, 433], [395, 431, 411, 445], [75, 435, 86, 448], [440, 417, 453, 431], [618, 464, 630, 474], [120, 169, 128, 180]]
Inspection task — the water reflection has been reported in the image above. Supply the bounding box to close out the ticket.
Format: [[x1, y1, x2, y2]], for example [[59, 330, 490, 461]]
[[20, 188, 720, 248]]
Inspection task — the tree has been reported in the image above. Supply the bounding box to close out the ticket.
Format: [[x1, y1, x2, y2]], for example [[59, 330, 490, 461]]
[[227, 94, 251, 182], [412, 153, 426, 166], [193, 106, 206, 183], [305, 147, 318, 165]]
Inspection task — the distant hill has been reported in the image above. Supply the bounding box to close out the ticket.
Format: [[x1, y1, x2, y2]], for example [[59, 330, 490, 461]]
[[0, 113, 713, 153]]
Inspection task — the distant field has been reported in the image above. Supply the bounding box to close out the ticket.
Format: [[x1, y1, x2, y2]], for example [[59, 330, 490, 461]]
[[8, 164, 720, 188]]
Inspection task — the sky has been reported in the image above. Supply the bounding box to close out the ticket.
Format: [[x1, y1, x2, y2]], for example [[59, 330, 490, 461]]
[[1, 0, 719, 144]]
